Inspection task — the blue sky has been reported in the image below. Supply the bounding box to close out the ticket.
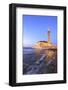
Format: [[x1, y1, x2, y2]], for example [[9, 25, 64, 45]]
[[23, 15, 57, 46]]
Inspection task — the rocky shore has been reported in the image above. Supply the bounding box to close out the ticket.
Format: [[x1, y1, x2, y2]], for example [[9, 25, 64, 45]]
[[23, 48, 57, 75]]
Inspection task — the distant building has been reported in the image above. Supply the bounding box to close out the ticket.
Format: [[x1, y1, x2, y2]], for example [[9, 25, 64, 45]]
[[33, 27, 57, 49]]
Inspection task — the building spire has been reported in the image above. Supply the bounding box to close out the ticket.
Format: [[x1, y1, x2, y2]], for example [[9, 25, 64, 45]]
[[48, 27, 51, 44], [48, 27, 50, 32]]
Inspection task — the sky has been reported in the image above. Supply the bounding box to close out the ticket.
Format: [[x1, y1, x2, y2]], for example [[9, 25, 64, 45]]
[[23, 15, 57, 46]]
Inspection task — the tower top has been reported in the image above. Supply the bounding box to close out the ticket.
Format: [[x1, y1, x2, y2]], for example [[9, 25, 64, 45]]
[[48, 27, 50, 32], [48, 27, 51, 44]]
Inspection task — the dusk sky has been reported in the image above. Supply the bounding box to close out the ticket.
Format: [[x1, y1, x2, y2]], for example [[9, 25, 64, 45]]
[[23, 15, 57, 46]]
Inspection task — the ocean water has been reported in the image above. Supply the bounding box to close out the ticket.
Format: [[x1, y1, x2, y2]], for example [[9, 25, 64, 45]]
[[23, 47, 37, 65], [23, 47, 35, 54]]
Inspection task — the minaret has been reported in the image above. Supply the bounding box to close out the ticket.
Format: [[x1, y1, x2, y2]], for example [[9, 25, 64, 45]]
[[48, 27, 51, 44]]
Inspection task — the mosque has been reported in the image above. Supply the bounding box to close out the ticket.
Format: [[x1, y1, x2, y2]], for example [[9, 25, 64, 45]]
[[33, 28, 57, 49]]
